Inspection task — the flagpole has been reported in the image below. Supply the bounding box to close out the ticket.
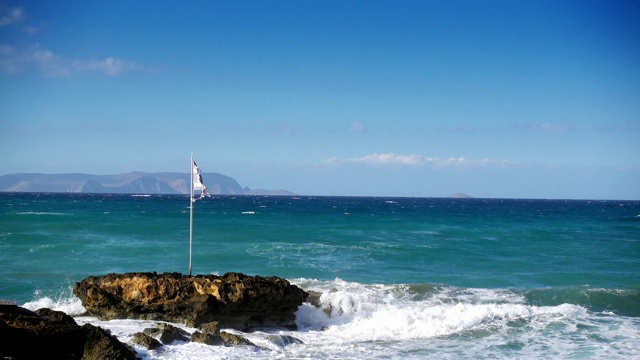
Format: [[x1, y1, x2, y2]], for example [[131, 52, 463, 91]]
[[189, 153, 194, 276]]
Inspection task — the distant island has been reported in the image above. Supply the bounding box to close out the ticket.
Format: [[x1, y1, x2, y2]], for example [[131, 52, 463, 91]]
[[448, 193, 473, 198], [0, 172, 295, 196]]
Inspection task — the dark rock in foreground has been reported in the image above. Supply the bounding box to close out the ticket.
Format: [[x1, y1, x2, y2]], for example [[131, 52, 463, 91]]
[[0, 306, 137, 360], [73, 272, 309, 329]]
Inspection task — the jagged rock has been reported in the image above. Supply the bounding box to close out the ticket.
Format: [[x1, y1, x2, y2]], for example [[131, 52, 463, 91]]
[[0, 306, 137, 360], [219, 331, 256, 347], [81, 324, 138, 360], [73, 272, 309, 329], [265, 334, 304, 347], [143, 322, 190, 344], [191, 331, 223, 346], [132, 332, 163, 350], [198, 321, 221, 335]]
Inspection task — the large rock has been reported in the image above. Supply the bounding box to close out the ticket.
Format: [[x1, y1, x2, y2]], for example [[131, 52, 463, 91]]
[[0, 306, 137, 360], [73, 272, 309, 329]]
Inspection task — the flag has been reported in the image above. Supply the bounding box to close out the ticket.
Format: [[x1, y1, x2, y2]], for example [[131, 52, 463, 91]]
[[192, 160, 208, 201]]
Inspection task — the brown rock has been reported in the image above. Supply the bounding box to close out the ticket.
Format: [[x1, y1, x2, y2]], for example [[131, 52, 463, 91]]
[[191, 331, 223, 346], [219, 331, 256, 347], [198, 321, 221, 335], [132, 332, 163, 350], [142, 322, 190, 344], [73, 272, 309, 329]]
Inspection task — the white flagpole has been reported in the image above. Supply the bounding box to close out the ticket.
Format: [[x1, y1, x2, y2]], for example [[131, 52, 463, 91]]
[[189, 153, 194, 276]]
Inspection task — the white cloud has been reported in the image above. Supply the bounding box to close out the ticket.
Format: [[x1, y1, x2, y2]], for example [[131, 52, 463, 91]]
[[0, 6, 38, 34], [31, 47, 70, 77], [322, 153, 514, 169], [0, 44, 146, 77], [355, 153, 424, 166], [1, 7, 144, 77], [0, 6, 24, 27]]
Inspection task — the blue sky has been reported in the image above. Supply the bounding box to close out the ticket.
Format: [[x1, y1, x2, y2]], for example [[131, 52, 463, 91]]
[[1, 0, 639, 199]]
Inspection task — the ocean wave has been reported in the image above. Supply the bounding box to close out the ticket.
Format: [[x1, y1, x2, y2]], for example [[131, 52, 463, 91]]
[[294, 279, 589, 341], [16, 211, 70, 216], [286, 279, 640, 358], [523, 286, 640, 317]]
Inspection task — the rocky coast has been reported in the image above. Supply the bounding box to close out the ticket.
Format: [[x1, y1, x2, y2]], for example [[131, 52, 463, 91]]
[[1, 272, 313, 358]]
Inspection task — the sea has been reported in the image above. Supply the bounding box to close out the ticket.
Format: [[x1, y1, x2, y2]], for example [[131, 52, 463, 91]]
[[1, 192, 639, 359]]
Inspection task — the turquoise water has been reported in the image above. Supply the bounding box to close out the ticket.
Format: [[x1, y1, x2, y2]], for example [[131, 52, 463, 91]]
[[1, 193, 639, 358]]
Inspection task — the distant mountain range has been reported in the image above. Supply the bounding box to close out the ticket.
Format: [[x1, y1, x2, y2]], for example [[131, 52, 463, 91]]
[[0, 172, 295, 196]]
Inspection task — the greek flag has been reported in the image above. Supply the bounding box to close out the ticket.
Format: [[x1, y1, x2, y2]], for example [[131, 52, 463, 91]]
[[192, 160, 208, 201]]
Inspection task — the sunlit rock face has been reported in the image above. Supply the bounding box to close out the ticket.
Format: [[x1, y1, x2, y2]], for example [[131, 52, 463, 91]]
[[73, 272, 309, 329]]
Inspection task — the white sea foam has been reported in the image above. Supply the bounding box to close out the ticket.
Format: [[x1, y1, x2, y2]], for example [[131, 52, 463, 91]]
[[294, 279, 588, 342], [289, 279, 640, 358], [22, 294, 86, 315]]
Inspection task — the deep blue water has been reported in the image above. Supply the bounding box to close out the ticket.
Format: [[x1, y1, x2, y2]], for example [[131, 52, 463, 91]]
[[1, 192, 639, 359]]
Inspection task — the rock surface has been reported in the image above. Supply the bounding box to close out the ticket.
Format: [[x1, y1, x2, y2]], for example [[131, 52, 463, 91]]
[[132, 332, 163, 350], [143, 322, 190, 344], [73, 272, 309, 329], [0, 306, 137, 360]]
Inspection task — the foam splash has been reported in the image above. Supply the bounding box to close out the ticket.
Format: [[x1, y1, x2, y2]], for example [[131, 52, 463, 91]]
[[21, 291, 86, 316], [294, 278, 588, 342]]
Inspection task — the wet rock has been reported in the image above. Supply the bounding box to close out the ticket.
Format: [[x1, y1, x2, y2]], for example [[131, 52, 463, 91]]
[[35, 307, 77, 324], [198, 321, 221, 335], [131, 332, 163, 350], [219, 331, 256, 347], [306, 291, 323, 307], [81, 323, 139, 360], [73, 272, 309, 329], [0, 306, 137, 360], [265, 334, 304, 347], [191, 331, 223, 346]]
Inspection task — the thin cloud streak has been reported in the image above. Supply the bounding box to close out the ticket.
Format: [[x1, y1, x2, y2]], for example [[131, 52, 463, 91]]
[[0, 44, 147, 77], [322, 153, 515, 170]]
